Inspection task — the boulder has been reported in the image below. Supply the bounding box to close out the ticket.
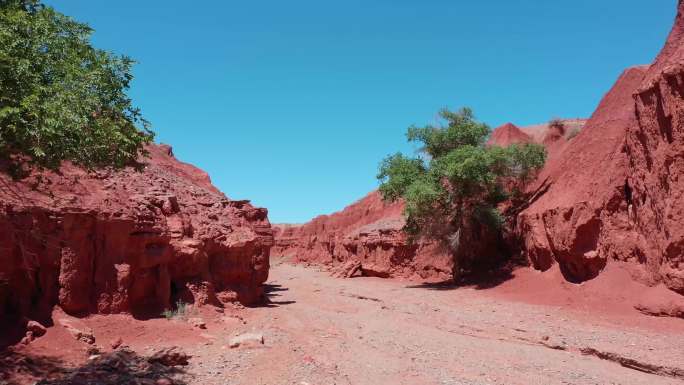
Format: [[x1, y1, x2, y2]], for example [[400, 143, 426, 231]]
[[188, 317, 207, 329], [330, 260, 361, 279], [228, 332, 264, 348], [147, 347, 191, 366], [26, 320, 47, 337], [60, 319, 96, 345]]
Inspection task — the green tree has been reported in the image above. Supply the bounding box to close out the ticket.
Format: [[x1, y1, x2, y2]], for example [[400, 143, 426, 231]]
[[0, 0, 153, 170], [377, 107, 546, 276]]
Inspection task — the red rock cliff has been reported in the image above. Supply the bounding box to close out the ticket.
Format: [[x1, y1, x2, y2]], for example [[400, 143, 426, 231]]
[[0, 144, 273, 323], [273, 191, 453, 280], [518, 0, 684, 292]]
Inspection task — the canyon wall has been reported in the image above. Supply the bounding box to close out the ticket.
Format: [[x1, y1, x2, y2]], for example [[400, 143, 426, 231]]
[[0, 144, 273, 324], [273, 192, 453, 281], [518, 0, 684, 293]]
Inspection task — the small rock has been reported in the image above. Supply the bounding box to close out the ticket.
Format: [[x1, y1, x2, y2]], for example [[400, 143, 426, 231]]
[[26, 320, 47, 337], [75, 332, 96, 344], [331, 260, 361, 278], [148, 347, 191, 366], [188, 317, 207, 329], [635, 299, 684, 319], [61, 321, 96, 345], [110, 337, 123, 349], [540, 336, 567, 350], [229, 332, 264, 348], [86, 346, 100, 356], [155, 378, 173, 385], [20, 331, 34, 345], [86, 346, 101, 356]]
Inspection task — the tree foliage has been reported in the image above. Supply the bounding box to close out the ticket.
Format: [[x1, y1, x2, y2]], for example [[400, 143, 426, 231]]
[[0, 0, 153, 170], [377, 107, 546, 252]]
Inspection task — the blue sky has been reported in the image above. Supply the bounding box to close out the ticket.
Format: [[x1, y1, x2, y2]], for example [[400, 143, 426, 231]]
[[46, 1, 675, 223]]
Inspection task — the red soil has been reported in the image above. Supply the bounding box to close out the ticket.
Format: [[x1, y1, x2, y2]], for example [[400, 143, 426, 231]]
[[5, 261, 683, 385]]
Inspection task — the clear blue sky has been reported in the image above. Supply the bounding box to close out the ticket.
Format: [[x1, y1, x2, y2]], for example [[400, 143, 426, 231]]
[[46, 1, 675, 223]]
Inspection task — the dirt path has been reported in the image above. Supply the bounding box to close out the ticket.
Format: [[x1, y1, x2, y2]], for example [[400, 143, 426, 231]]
[[182, 262, 684, 385], [8, 261, 684, 385]]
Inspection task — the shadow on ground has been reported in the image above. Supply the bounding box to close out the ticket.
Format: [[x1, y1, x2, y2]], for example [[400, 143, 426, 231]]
[[406, 267, 516, 291], [0, 349, 66, 384], [247, 283, 297, 308], [0, 348, 188, 385]]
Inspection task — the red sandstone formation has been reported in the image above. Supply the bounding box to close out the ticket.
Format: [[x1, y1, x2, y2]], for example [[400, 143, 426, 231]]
[[518, 0, 684, 294], [0, 144, 273, 328], [273, 191, 453, 280]]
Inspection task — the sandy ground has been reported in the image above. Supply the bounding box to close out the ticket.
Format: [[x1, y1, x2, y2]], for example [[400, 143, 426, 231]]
[[4, 261, 684, 385]]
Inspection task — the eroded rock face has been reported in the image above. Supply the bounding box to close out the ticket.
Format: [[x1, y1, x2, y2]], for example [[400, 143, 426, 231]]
[[517, 1, 684, 292], [0, 144, 272, 323], [627, 1, 684, 293], [517, 66, 646, 282], [273, 192, 453, 281]]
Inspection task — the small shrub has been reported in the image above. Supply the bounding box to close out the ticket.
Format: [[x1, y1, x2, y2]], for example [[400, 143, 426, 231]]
[[548, 118, 566, 134], [162, 300, 190, 320]]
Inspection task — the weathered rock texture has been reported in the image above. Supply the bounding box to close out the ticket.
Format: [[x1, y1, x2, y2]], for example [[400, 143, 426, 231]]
[[517, 0, 684, 292], [0, 144, 273, 323], [273, 192, 453, 280]]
